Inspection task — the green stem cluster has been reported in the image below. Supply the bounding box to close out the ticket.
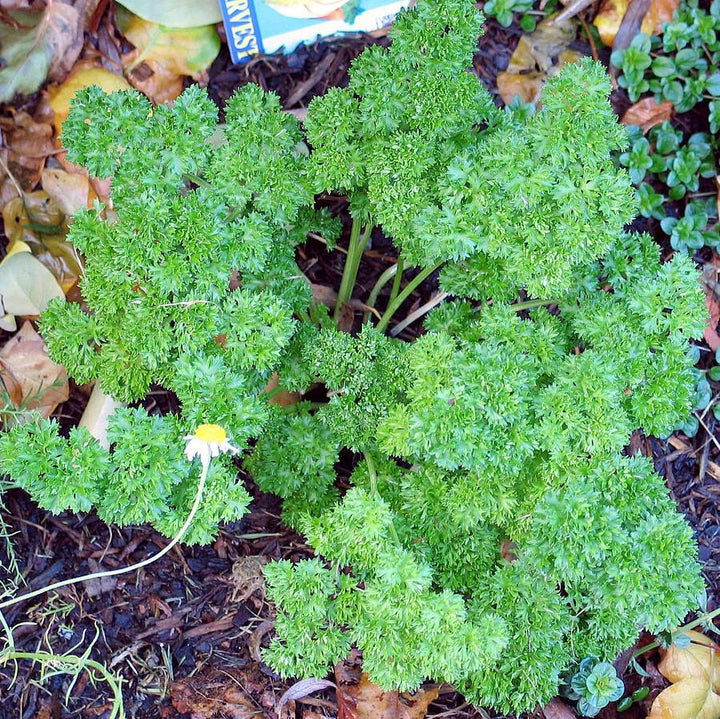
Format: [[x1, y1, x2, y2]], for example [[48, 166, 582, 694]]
[[376, 263, 443, 332], [333, 219, 372, 323]]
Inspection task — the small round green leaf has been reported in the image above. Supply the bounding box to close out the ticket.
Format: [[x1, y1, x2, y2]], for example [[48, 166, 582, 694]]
[[652, 56, 676, 77]]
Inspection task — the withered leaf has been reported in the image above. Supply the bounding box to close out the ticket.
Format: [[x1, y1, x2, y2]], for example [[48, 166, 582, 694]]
[[593, 0, 678, 46], [116, 6, 220, 103], [660, 631, 720, 693], [2, 191, 83, 292], [337, 673, 439, 719], [0, 320, 68, 418], [702, 258, 720, 352], [0, 110, 55, 194], [41, 168, 91, 216], [170, 669, 263, 719], [649, 677, 720, 719], [496, 16, 582, 105], [621, 98, 674, 133], [0, 3, 83, 103]]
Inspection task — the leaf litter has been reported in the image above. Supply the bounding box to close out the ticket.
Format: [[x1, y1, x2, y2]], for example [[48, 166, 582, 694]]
[[496, 14, 582, 105], [0, 319, 68, 419], [115, 5, 221, 103], [647, 631, 720, 719], [3, 188, 84, 292], [1, 2, 720, 718], [0, 2, 84, 103]]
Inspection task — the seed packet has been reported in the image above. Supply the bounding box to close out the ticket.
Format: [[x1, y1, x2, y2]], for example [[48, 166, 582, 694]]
[[219, 0, 410, 64]]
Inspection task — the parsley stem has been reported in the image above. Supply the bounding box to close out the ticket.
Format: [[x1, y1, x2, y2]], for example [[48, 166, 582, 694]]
[[376, 262, 442, 333], [183, 173, 212, 189], [389, 255, 405, 304], [365, 451, 378, 494], [632, 605, 720, 658], [511, 298, 560, 312], [364, 263, 400, 324], [363, 452, 400, 544], [334, 219, 372, 325]]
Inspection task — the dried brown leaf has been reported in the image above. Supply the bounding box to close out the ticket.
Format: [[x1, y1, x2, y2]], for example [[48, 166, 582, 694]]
[[542, 697, 577, 719], [337, 301, 355, 332], [311, 283, 338, 307], [621, 98, 674, 132], [0, 110, 55, 192], [41, 168, 90, 216], [337, 673, 439, 719], [0, 320, 68, 417], [44, 2, 83, 83], [497, 16, 581, 105], [170, 676, 262, 718], [702, 257, 720, 351], [122, 54, 184, 104], [262, 372, 301, 407], [83, 558, 118, 598]]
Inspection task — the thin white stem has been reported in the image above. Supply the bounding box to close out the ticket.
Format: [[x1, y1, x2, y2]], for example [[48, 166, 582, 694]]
[[389, 292, 448, 337], [0, 461, 209, 612]]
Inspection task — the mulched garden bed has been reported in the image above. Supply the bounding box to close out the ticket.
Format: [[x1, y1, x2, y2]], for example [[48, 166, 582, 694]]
[[1, 10, 719, 719]]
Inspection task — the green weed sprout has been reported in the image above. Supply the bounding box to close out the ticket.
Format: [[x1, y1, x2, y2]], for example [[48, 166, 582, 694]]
[[562, 657, 625, 716]]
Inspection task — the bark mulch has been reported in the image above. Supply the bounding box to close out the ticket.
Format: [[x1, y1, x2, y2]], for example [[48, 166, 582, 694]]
[[1, 16, 719, 719]]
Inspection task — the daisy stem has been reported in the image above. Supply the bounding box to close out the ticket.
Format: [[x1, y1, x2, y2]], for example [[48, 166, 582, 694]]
[[0, 462, 210, 612]]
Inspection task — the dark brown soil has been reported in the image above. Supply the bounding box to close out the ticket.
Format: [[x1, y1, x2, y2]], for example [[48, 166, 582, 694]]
[[1, 9, 719, 719]]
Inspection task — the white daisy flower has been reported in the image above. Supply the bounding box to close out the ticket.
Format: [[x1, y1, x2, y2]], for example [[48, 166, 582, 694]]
[[184, 423, 239, 470]]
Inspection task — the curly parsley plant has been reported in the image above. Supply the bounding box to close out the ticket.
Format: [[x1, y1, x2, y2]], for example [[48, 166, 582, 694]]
[[0, 0, 708, 713]]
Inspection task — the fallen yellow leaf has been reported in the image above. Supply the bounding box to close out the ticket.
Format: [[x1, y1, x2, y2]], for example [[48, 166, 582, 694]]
[[2, 192, 83, 293], [46, 62, 132, 135], [593, 0, 678, 47], [116, 6, 220, 103], [660, 632, 720, 694], [4, 241, 32, 259], [497, 13, 583, 106], [648, 677, 720, 719]]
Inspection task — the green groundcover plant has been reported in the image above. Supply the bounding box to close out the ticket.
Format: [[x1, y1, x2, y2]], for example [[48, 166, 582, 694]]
[[612, 0, 720, 254], [0, 0, 709, 712]]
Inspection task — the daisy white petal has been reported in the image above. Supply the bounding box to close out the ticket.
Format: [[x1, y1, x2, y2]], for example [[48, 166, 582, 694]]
[[184, 424, 239, 470]]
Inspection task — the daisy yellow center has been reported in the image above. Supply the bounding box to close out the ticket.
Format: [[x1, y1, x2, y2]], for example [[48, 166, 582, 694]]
[[194, 424, 227, 443]]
